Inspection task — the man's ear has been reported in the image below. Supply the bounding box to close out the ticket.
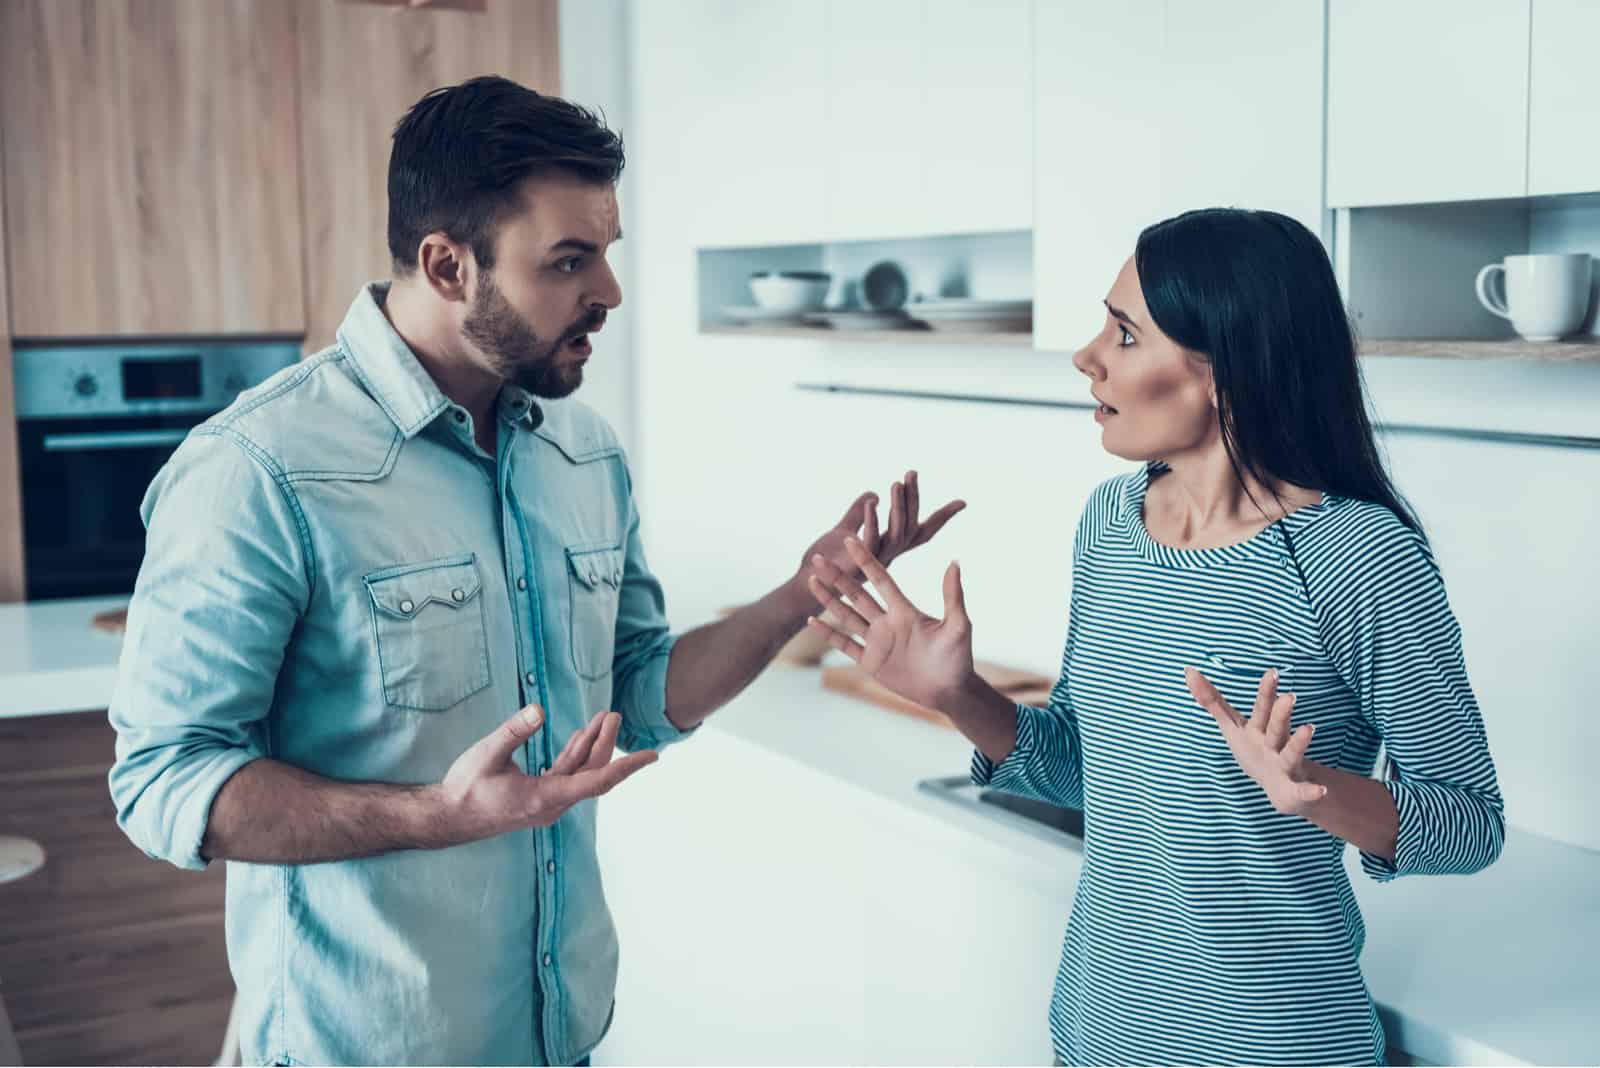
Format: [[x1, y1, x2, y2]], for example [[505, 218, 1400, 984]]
[[416, 233, 474, 303]]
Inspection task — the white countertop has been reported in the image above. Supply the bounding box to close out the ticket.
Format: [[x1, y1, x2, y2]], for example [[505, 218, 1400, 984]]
[[0, 595, 128, 719], [712, 665, 1600, 1068], [5, 600, 1596, 1065]]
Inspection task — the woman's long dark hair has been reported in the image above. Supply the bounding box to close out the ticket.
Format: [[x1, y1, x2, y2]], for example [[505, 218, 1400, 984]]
[[1134, 207, 1422, 534]]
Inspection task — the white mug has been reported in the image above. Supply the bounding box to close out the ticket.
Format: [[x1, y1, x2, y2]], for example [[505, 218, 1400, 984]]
[[1475, 253, 1594, 341]]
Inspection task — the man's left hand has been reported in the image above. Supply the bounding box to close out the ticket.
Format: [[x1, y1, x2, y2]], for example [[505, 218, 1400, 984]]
[[802, 470, 965, 579]]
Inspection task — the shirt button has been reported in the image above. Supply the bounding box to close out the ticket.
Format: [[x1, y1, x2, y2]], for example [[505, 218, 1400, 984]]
[[399, 599, 415, 614], [542, 952, 553, 968], [451, 587, 465, 602], [453, 410, 466, 424], [517, 576, 528, 590], [525, 671, 537, 686], [546, 860, 556, 875]]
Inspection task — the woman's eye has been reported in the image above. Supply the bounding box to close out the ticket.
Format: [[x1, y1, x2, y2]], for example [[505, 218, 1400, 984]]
[[1118, 325, 1135, 347]]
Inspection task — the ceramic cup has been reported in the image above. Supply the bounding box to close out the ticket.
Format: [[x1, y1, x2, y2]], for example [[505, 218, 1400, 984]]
[[1474, 253, 1594, 341]]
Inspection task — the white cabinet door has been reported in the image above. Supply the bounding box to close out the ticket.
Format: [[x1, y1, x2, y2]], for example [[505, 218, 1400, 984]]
[[918, 0, 1033, 236], [1326, 0, 1530, 207], [859, 805, 1074, 1065], [664, 0, 828, 248], [822, 0, 926, 241], [1032, 0, 1167, 353], [594, 728, 870, 1065], [1160, 0, 1325, 241], [1528, 0, 1600, 196]]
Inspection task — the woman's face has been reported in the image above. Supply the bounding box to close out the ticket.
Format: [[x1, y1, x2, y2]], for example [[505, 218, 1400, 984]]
[[1073, 256, 1218, 462]]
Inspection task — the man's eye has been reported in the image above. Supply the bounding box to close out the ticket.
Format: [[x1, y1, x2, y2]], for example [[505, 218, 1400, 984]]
[[555, 257, 583, 274]]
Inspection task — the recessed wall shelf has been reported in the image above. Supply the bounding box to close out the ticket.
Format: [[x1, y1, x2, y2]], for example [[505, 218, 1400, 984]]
[[1359, 339, 1600, 363], [700, 324, 1033, 347]]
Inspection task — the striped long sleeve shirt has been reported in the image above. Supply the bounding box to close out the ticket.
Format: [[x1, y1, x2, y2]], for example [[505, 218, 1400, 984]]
[[974, 464, 1504, 1066]]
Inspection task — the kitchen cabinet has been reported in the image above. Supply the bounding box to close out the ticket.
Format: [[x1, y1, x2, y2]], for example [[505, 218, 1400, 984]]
[[0, 712, 231, 1065], [294, 0, 561, 352], [1033, 0, 1325, 353], [0, 145, 21, 602], [0, 0, 305, 337], [658, 0, 829, 251], [1326, 0, 1530, 207], [1527, 0, 1600, 196], [596, 726, 871, 1064], [1158, 1, 1324, 234], [824, 0, 1033, 242], [596, 721, 1078, 1065]]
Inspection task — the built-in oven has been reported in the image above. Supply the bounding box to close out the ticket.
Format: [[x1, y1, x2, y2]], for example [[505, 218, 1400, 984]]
[[12, 341, 300, 600]]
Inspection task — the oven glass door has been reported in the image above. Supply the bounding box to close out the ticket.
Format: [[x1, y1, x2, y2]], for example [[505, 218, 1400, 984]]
[[19, 412, 210, 599]]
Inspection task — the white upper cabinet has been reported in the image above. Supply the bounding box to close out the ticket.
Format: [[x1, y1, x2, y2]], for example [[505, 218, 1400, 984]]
[[1159, 1, 1325, 238], [917, 0, 1033, 236], [823, 0, 927, 240], [1032, 0, 1166, 354], [665, 0, 829, 248], [1034, 0, 1325, 354], [1527, 0, 1600, 196], [822, 0, 1033, 242], [1327, 0, 1530, 207]]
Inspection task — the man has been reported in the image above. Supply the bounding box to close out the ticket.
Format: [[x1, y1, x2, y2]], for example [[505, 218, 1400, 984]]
[[107, 76, 961, 1066]]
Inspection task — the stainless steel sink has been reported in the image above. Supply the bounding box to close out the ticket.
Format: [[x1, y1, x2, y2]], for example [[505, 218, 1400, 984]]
[[917, 775, 1084, 847]]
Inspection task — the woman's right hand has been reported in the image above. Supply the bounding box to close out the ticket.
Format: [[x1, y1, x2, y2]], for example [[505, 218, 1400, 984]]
[[805, 536, 975, 709]]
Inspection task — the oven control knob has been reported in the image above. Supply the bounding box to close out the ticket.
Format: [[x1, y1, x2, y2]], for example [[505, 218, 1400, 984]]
[[73, 372, 100, 398]]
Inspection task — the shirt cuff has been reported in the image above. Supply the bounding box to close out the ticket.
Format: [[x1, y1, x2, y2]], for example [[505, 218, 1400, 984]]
[[616, 632, 695, 752], [169, 749, 261, 871], [969, 702, 1039, 788], [1359, 778, 1419, 883]]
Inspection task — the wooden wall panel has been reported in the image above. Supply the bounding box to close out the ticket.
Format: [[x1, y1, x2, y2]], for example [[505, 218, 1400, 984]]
[[295, 0, 560, 352], [0, 0, 305, 337], [0, 117, 22, 602], [0, 712, 231, 1066]]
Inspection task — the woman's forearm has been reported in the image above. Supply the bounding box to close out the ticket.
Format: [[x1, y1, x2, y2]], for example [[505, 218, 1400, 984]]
[[936, 672, 1022, 766], [1301, 761, 1400, 860]]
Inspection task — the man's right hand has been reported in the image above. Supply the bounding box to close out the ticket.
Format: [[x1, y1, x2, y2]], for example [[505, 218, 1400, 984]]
[[433, 706, 658, 843]]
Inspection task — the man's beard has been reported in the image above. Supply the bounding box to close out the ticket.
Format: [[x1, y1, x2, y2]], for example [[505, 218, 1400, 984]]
[[462, 273, 593, 399]]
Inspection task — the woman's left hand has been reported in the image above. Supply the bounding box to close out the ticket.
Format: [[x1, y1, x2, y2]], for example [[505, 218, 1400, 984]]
[[1184, 666, 1329, 816]]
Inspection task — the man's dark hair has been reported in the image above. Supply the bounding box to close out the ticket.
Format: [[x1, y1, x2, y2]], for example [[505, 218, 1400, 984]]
[[387, 75, 625, 273]]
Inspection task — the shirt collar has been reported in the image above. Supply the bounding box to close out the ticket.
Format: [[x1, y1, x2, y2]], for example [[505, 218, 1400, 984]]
[[336, 281, 545, 438]]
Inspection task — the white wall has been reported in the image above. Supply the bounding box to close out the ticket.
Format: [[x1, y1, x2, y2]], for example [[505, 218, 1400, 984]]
[[558, 0, 637, 456], [625, 3, 1600, 855]]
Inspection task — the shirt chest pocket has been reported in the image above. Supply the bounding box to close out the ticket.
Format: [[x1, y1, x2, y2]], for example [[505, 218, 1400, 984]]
[[1199, 638, 1346, 721], [567, 544, 623, 681], [364, 554, 491, 712]]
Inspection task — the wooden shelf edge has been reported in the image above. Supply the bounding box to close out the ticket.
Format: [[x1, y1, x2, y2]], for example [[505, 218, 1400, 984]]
[[700, 324, 1035, 346], [1359, 338, 1600, 363]]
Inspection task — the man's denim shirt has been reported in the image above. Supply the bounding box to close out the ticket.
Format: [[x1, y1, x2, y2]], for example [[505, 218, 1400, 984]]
[[108, 283, 687, 1066]]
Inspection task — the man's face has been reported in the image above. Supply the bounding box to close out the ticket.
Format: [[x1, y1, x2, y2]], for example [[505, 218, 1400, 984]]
[[461, 175, 623, 399]]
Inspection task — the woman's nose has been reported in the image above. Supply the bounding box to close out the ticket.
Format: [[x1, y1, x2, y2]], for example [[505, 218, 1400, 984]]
[[1072, 342, 1104, 381]]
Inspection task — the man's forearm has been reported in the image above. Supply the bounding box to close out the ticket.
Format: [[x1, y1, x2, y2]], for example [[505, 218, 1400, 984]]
[[201, 758, 452, 865], [661, 573, 813, 731]]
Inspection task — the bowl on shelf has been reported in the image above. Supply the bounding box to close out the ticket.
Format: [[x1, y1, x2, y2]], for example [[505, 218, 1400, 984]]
[[750, 271, 832, 313]]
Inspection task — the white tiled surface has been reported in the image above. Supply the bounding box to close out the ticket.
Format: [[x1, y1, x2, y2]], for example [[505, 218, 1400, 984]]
[[0, 596, 127, 719]]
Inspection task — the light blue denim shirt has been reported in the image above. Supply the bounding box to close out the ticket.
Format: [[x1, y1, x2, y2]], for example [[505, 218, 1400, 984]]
[[108, 283, 687, 1066]]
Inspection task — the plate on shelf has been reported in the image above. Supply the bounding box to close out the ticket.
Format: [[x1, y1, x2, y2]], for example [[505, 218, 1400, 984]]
[[801, 309, 918, 331], [720, 304, 821, 325], [907, 298, 1033, 334]]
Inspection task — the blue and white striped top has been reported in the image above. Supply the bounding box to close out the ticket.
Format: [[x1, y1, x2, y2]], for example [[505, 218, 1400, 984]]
[[974, 464, 1504, 1066]]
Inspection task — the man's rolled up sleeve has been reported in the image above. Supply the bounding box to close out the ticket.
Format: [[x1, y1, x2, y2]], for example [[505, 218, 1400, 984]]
[[108, 428, 310, 870]]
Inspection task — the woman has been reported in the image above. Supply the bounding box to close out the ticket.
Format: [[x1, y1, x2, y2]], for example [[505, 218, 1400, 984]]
[[805, 209, 1504, 1066]]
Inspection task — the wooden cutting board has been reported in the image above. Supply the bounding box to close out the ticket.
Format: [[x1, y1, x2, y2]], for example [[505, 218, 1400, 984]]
[[821, 660, 1055, 730], [91, 607, 129, 635]]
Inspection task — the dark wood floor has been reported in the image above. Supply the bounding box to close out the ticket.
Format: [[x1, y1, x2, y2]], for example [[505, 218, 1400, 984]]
[[0, 711, 232, 1065]]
